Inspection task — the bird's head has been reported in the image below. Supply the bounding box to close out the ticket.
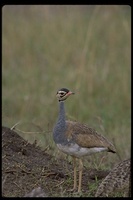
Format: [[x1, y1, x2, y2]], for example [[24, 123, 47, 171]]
[[56, 88, 75, 102]]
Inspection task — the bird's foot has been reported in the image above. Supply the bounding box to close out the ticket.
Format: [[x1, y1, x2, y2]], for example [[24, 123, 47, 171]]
[[67, 188, 83, 196], [67, 187, 77, 193]]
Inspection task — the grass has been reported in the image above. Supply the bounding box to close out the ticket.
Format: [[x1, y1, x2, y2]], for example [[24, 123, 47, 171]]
[[2, 5, 131, 196]]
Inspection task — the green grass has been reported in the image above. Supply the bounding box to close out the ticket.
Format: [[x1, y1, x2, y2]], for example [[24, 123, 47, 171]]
[[2, 5, 131, 168]]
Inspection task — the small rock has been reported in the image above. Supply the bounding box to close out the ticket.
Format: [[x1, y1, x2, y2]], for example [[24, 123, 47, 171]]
[[24, 187, 47, 197]]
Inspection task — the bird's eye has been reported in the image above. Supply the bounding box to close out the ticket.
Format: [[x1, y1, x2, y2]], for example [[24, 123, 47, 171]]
[[60, 92, 65, 96]]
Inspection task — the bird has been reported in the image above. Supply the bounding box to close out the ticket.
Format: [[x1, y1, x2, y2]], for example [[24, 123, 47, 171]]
[[53, 88, 116, 193], [95, 159, 131, 197]]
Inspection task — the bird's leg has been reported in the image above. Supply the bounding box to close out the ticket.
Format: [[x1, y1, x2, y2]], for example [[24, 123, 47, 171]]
[[73, 157, 77, 191], [67, 157, 77, 192], [78, 158, 83, 193]]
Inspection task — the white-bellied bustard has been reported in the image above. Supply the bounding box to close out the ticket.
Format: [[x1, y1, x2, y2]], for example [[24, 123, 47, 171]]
[[53, 88, 116, 193], [95, 159, 131, 197]]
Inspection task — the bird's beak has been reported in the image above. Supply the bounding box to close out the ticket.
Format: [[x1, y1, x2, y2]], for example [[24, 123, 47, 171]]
[[68, 91, 75, 95]]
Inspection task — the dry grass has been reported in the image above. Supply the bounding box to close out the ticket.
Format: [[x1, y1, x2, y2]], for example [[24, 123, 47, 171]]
[[2, 5, 131, 169]]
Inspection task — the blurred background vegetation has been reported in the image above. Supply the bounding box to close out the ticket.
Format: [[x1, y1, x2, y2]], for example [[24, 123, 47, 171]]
[[2, 5, 131, 166]]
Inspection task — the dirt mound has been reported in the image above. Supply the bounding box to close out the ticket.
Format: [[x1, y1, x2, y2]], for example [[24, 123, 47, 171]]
[[2, 126, 109, 197]]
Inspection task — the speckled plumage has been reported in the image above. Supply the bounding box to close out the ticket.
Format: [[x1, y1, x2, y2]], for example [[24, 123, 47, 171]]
[[65, 120, 116, 152], [95, 159, 131, 197]]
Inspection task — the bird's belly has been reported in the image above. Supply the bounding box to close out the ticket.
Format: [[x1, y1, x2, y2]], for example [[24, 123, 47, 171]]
[[57, 143, 108, 158]]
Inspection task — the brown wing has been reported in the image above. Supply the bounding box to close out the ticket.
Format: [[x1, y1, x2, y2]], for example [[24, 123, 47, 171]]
[[66, 120, 116, 153]]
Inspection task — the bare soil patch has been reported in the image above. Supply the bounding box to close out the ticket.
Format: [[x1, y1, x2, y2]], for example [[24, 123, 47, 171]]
[[2, 126, 109, 197]]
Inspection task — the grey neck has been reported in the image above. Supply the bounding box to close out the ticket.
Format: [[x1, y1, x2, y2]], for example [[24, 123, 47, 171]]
[[58, 101, 65, 122], [53, 101, 68, 144]]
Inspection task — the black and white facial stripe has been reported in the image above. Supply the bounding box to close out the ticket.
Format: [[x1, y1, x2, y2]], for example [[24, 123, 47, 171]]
[[56, 88, 74, 102]]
